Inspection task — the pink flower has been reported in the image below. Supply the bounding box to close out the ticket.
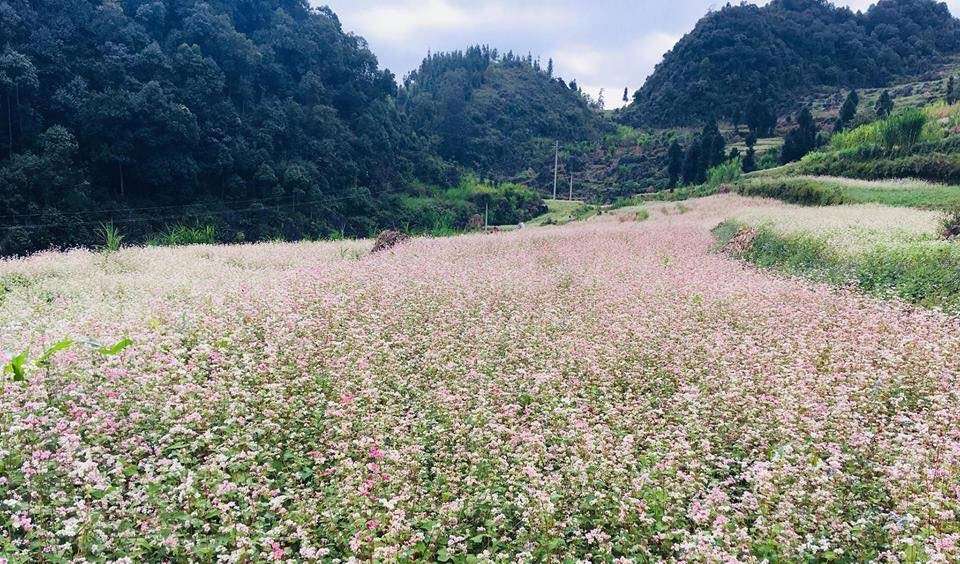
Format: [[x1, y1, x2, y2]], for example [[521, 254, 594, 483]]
[[269, 541, 284, 561], [369, 446, 384, 460]]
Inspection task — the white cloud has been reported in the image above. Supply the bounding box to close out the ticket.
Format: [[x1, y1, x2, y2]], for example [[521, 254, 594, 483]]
[[553, 31, 681, 109], [340, 0, 575, 43]]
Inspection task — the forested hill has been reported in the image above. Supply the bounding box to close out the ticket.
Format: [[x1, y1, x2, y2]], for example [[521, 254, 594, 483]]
[[400, 46, 610, 185], [620, 0, 960, 127], [0, 0, 452, 255]]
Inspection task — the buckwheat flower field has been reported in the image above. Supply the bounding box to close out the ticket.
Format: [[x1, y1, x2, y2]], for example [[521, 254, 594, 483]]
[[2, 195, 959, 561]]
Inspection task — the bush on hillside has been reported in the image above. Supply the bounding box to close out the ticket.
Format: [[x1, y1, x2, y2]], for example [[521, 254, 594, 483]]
[[796, 152, 960, 185], [706, 160, 743, 190], [736, 178, 844, 206]]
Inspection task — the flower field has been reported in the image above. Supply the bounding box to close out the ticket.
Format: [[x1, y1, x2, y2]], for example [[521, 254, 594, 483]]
[[2, 195, 960, 561]]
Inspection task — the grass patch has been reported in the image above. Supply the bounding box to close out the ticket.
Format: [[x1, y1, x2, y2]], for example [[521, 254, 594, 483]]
[[736, 178, 844, 206], [529, 199, 595, 226], [148, 224, 218, 247], [737, 175, 960, 209], [714, 220, 960, 312]]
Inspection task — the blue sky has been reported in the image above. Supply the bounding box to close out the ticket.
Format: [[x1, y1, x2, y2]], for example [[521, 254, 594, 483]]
[[316, 1, 958, 108]]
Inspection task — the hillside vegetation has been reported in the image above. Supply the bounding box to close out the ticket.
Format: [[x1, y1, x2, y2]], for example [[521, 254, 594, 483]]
[[621, 0, 960, 127], [400, 46, 610, 189], [0, 1, 551, 256]]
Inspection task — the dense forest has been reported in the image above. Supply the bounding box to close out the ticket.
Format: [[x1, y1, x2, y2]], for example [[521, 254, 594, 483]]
[[400, 46, 610, 188], [5, 0, 960, 255], [621, 0, 960, 127], [0, 0, 538, 256]]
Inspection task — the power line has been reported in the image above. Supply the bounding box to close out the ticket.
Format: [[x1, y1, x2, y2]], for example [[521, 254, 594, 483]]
[[0, 194, 358, 232], [0, 193, 294, 221]]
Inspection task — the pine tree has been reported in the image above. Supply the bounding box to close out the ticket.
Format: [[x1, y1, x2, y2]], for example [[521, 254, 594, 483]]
[[834, 89, 859, 132], [780, 107, 818, 164], [742, 132, 757, 173], [875, 90, 894, 118], [681, 141, 702, 186], [623, 87, 629, 103], [667, 140, 683, 190], [700, 119, 726, 170], [547, 58, 554, 77], [948, 76, 956, 104], [745, 94, 776, 137]]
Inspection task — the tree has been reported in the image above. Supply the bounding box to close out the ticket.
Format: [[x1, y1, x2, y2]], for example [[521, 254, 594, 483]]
[[623, 87, 629, 103], [618, 0, 960, 127], [780, 107, 819, 164], [547, 58, 554, 77], [834, 89, 859, 132], [699, 119, 726, 170], [681, 141, 703, 186], [875, 90, 894, 118], [742, 132, 757, 173], [948, 76, 957, 104], [667, 140, 683, 190], [745, 94, 776, 137]]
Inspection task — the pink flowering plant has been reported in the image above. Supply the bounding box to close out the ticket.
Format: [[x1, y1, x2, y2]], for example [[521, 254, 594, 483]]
[[0, 200, 959, 561]]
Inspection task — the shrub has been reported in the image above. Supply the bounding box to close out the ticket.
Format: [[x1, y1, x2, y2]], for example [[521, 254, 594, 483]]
[[99, 223, 124, 253], [879, 107, 928, 151], [795, 152, 960, 185], [736, 178, 844, 206], [149, 224, 218, 247], [706, 159, 742, 189], [941, 205, 960, 239]]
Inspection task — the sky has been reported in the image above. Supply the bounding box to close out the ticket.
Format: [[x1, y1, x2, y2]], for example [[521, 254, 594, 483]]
[[316, 0, 959, 109]]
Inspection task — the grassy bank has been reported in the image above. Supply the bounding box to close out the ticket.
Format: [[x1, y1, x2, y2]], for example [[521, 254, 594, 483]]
[[715, 219, 960, 312], [736, 175, 960, 209]]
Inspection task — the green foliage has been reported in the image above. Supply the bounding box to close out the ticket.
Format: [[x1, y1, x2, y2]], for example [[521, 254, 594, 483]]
[[706, 159, 742, 190], [149, 224, 218, 247], [830, 107, 934, 153], [0, 1, 454, 256], [620, 0, 960, 127], [835, 90, 860, 133], [797, 151, 960, 185], [400, 46, 609, 188], [36, 340, 74, 368], [606, 125, 650, 148], [875, 90, 894, 119], [3, 350, 28, 382], [398, 175, 546, 232], [715, 222, 960, 312], [99, 223, 124, 253], [879, 107, 928, 150], [940, 204, 960, 238], [780, 108, 819, 164], [98, 338, 133, 357], [736, 178, 844, 206]]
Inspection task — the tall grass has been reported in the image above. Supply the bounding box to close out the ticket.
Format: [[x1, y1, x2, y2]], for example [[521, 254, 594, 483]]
[[148, 224, 218, 247], [830, 107, 932, 152], [705, 159, 742, 189], [99, 223, 124, 253], [714, 220, 960, 312]]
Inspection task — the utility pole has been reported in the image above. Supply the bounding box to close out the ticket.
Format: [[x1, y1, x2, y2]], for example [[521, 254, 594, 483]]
[[552, 141, 559, 199]]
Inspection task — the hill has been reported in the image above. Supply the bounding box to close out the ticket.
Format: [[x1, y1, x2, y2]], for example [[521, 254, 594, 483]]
[[0, 0, 511, 256], [400, 46, 611, 188], [620, 0, 960, 127]]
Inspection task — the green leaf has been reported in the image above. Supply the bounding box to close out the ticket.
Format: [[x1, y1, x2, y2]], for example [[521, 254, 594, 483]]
[[98, 338, 133, 356], [4, 350, 29, 382], [36, 339, 74, 367], [436, 548, 451, 562]]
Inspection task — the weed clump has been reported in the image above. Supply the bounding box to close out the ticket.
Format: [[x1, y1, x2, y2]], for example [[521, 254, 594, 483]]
[[371, 230, 409, 253]]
